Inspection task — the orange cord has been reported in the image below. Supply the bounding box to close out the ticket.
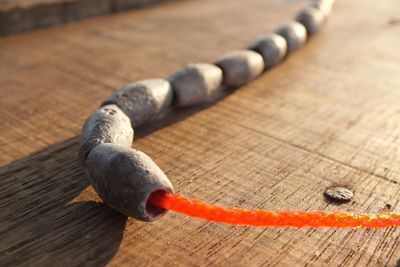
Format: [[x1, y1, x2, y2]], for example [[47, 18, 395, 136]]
[[149, 191, 400, 228]]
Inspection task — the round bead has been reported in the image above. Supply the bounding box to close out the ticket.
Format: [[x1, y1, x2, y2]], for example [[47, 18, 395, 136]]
[[275, 22, 307, 55], [312, 0, 335, 17], [248, 33, 287, 69], [102, 79, 173, 127], [86, 144, 174, 221], [215, 50, 264, 87], [169, 63, 223, 107], [296, 7, 325, 37], [79, 104, 134, 166]]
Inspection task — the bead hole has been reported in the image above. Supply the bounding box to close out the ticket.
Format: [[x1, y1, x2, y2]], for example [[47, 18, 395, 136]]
[[146, 190, 168, 219]]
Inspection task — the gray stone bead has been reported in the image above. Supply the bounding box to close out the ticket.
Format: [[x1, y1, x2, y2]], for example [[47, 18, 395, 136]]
[[275, 22, 307, 55], [312, 0, 335, 17], [79, 104, 134, 166], [215, 50, 264, 87], [296, 7, 325, 37], [86, 143, 174, 221], [169, 63, 223, 107], [102, 79, 173, 127], [248, 33, 287, 69]]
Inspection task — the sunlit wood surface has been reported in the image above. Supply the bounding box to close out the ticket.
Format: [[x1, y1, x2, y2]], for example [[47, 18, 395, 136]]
[[0, 0, 168, 35], [1, 0, 400, 266]]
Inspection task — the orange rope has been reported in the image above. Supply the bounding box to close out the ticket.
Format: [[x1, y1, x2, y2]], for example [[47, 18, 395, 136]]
[[149, 191, 400, 228]]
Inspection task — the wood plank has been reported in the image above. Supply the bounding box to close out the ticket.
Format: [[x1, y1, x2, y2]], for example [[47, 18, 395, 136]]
[[0, 0, 168, 35], [1, 0, 400, 265]]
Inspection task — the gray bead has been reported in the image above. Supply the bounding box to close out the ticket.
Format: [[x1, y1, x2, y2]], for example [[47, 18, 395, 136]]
[[86, 143, 174, 221], [215, 50, 264, 87], [312, 0, 335, 17], [296, 7, 325, 37], [79, 104, 134, 166], [169, 63, 223, 107], [275, 22, 307, 55], [248, 33, 287, 69], [103, 79, 173, 127]]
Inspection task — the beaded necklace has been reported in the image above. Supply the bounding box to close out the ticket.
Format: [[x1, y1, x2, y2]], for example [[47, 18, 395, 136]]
[[79, 0, 400, 227]]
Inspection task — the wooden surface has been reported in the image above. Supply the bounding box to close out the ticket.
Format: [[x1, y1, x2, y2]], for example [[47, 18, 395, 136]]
[[0, 0, 167, 35], [1, 0, 400, 266]]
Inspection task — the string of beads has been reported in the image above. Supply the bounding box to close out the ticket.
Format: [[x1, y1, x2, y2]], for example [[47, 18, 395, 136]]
[[78, 0, 389, 229]]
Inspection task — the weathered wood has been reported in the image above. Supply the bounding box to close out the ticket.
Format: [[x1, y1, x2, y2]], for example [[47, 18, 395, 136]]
[[0, 0, 168, 35], [1, 0, 400, 266]]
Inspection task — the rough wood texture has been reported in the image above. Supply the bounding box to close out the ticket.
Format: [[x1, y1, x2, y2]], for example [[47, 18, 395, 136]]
[[0, 0, 168, 35], [1, 0, 400, 266]]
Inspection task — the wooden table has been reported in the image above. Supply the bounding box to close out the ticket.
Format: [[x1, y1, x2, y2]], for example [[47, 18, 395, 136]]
[[1, 0, 400, 265], [0, 0, 168, 35]]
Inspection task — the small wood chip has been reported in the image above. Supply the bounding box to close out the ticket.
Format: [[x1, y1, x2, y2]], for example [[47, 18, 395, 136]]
[[324, 186, 353, 203]]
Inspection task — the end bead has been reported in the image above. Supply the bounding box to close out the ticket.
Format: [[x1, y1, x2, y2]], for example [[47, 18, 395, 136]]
[[86, 143, 174, 221]]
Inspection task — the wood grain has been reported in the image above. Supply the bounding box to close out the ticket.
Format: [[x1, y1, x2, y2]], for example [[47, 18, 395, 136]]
[[0, 0, 168, 35], [1, 0, 400, 266]]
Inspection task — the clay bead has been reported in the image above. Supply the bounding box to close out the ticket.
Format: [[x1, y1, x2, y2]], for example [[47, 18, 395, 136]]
[[296, 7, 325, 37], [215, 50, 264, 87], [312, 0, 335, 17], [248, 33, 287, 69], [103, 79, 173, 127], [169, 63, 223, 107], [79, 104, 134, 166], [275, 22, 307, 55], [86, 144, 174, 221]]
